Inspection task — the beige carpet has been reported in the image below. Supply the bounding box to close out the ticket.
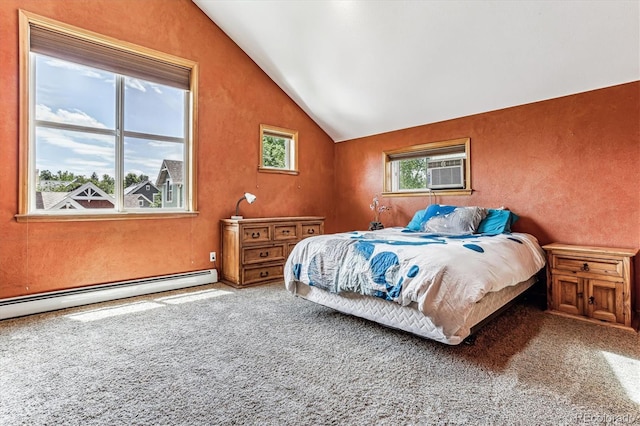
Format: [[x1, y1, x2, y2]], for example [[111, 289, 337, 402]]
[[1, 282, 638, 425]]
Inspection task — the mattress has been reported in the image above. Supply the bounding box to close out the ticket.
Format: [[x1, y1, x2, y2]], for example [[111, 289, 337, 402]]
[[290, 276, 537, 345]]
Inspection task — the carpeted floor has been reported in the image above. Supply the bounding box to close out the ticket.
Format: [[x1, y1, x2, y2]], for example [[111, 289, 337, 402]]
[[1, 282, 639, 425]]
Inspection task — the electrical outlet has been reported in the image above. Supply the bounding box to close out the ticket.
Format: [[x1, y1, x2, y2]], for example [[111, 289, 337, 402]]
[[209, 251, 216, 262]]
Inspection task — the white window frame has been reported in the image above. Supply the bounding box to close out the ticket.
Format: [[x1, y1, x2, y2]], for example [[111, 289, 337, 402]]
[[16, 10, 199, 222], [383, 137, 472, 197]]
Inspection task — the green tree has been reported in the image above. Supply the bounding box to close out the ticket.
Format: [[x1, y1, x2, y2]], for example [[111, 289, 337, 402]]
[[55, 170, 76, 181], [99, 174, 115, 194], [399, 158, 427, 190], [124, 172, 139, 189], [37, 170, 80, 192], [123, 172, 149, 189], [262, 135, 287, 168], [151, 191, 163, 208], [39, 170, 54, 180]]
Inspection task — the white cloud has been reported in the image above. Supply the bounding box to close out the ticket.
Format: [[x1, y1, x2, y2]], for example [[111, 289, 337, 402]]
[[36, 104, 109, 129], [125, 78, 165, 94], [125, 156, 164, 168], [63, 158, 114, 177], [65, 158, 111, 168], [36, 156, 114, 179], [125, 78, 146, 92], [44, 58, 107, 79], [146, 141, 184, 147], [37, 127, 114, 160]]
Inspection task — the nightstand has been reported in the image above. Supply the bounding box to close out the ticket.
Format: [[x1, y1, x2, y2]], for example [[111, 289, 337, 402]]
[[542, 243, 638, 331]]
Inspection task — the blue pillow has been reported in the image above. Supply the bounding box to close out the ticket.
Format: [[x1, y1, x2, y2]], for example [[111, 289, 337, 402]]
[[476, 209, 519, 235], [406, 205, 459, 231], [406, 209, 427, 231], [422, 204, 457, 222]]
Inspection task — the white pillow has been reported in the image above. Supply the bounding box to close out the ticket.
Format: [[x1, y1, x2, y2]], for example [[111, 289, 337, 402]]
[[421, 207, 487, 235]]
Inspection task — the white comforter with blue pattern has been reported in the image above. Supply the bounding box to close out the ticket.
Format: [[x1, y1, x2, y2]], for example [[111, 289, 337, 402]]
[[284, 228, 546, 339]]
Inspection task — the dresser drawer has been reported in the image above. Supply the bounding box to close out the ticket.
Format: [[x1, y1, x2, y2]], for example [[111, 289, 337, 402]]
[[552, 254, 623, 278], [243, 264, 283, 285], [301, 223, 321, 238], [274, 224, 298, 240], [243, 245, 285, 265], [242, 226, 271, 244]]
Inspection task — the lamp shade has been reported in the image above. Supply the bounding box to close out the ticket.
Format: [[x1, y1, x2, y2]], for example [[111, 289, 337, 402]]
[[244, 192, 257, 204], [232, 192, 257, 219]]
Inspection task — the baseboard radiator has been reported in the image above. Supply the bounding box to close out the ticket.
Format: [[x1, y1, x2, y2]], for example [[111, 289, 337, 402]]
[[0, 269, 218, 321]]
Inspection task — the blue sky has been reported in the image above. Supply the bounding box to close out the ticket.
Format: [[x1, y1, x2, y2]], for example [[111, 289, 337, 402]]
[[34, 54, 185, 185]]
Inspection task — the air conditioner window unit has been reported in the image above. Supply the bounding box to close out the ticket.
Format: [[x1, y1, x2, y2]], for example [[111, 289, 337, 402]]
[[427, 158, 464, 189]]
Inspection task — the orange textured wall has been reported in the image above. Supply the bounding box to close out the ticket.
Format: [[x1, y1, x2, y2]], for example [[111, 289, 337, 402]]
[[0, 0, 335, 299], [334, 82, 640, 308]]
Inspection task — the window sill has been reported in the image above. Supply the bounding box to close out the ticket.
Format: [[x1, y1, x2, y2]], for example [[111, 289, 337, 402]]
[[382, 189, 473, 197], [15, 211, 199, 223], [257, 166, 299, 176]]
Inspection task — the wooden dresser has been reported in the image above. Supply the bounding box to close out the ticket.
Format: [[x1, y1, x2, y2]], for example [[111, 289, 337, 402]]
[[220, 216, 325, 288], [543, 243, 638, 331]]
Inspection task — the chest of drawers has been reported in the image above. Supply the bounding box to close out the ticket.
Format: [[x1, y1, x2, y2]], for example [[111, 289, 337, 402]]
[[220, 216, 324, 288]]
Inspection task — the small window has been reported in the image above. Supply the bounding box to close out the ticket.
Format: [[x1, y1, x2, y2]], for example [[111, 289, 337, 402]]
[[383, 137, 471, 196], [259, 124, 298, 175], [166, 180, 173, 203]]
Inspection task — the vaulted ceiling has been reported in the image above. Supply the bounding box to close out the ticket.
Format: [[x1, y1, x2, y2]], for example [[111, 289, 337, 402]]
[[193, 1, 639, 142]]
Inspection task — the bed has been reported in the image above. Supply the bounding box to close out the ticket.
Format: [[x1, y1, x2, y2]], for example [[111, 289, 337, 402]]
[[283, 206, 546, 345]]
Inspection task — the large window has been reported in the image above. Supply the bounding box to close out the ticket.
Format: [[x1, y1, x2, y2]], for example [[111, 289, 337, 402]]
[[259, 124, 298, 175], [383, 137, 471, 196], [17, 11, 198, 221]]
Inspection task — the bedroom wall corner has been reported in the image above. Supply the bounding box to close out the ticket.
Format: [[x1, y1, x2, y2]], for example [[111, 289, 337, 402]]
[[0, 0, 335, 299], [333, 82, 640, 309]]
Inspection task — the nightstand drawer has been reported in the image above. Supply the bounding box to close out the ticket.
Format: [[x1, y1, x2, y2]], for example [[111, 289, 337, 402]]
[[274, 224, 298, 240], [243, 265, 283, 285], [242, 226, 271, 244], [243, 245, 285, 264], [552, 254, 623, 278]]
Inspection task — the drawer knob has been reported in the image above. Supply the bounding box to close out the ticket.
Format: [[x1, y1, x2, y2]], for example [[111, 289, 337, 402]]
[[283, 230, 290, 234], [588, 296, 595, 305], [260, 271, 269, 278], [581, 263, 589, 272], [251, 232, 261, 239], [259, 251, 269, 258], [307, 229, 315, 234]]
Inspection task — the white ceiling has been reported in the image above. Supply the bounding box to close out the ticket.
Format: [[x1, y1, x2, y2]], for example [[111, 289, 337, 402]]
[[193, 0, 639, 142]]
